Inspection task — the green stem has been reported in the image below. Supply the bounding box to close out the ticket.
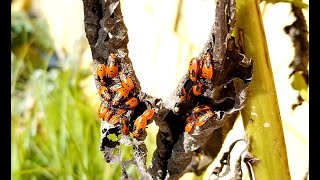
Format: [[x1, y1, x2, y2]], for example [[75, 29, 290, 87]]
[[234, 0, 291, 179]]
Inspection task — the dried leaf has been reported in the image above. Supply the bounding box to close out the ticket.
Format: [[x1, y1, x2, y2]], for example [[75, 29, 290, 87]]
[[82, 0, 254, 179]]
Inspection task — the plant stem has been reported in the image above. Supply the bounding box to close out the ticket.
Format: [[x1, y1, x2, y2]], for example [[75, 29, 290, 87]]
[[234, 0, 291, 179]]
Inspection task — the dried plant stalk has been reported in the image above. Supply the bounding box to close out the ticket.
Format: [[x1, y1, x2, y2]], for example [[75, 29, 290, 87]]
[[234, 0, 291, 179]]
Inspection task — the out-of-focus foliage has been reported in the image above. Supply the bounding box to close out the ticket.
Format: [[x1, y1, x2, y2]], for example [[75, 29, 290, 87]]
[[11, 10, 54, 87], [11, 4, 129, 179], [11, 0, 155, 178], [11, 66, 125, 179], [11, 11, 53, 52]]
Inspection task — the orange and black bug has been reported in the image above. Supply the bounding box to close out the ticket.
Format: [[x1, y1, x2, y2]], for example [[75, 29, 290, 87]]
[[116, 108, 127, 115], [98, 104, 113, 121], [184, 105, 213, 132], [121, 97, 139, 109], [195, 110, 215, 127], [185, 121, 196, 133], [96, 64, 107, 85], [192, 81, 203, 96], [109, 115, 120, 125], [112, 87, 129, 106], [142, 109, 154, 119], [106, 53, 119, 78], [191, 105, 212, 115], [178, 87, 187, 103], [189, 57, 200, 82], [143, 108, 154, 124], [120, 117, 129, 135], [185, 115, 196, 133], [178, 79, 194, 103], [132, 109, 154, 138], [98, 103, 108, 118], [120, 73, 135, 91], [200, 53, 214, 80], [98, 86, 111, 101], [104, 109, 114, 121], [132, 115, 147, 138]]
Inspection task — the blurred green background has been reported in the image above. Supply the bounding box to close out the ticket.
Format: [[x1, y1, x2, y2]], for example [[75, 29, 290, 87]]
[[11, 6, 118, 180], [11, 0, 308, 179], [11, 0, 157, 179]]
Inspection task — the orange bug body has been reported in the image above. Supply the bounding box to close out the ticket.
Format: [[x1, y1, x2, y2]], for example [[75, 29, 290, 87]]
[[112, 87, 129, 106], [98, 86, 111, 101], [185, 115, 195, 133], [189, 58, 200, 82], [120, 73, 135, 91], [106, 53, 119, 78], [184, 105, 214, 133], [178, 80, 193, 103], [192, 81, 203, 96], [120, 118, 129, 135], [109, 115, 120, 125], [132, 109, 154, 138], [96, 64, 107, 85], [104, 109, 113, 121], [132, 115, 147, 138], [98, 104, 113, 121], [121, 97, 139, 109], [192, 105, 211, 115], [98, 103, 108, 118], [195, 110, 215, 127], [185, 121, 196, 133], [142, 109, 154, 120], [116, 109, 127, 115], [200, 53, 214, 80]]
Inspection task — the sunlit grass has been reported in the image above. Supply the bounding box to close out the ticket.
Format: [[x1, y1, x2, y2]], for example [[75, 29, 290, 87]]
[[10, 22, 129, 177], [11, 3, 158, 179], [11, 24, 157, 180], [11, 61, 126, 179]]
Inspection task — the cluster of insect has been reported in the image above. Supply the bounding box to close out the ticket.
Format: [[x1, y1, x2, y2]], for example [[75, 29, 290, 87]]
[[180, 53, 216, 133], [96, 53, 154, 138]]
